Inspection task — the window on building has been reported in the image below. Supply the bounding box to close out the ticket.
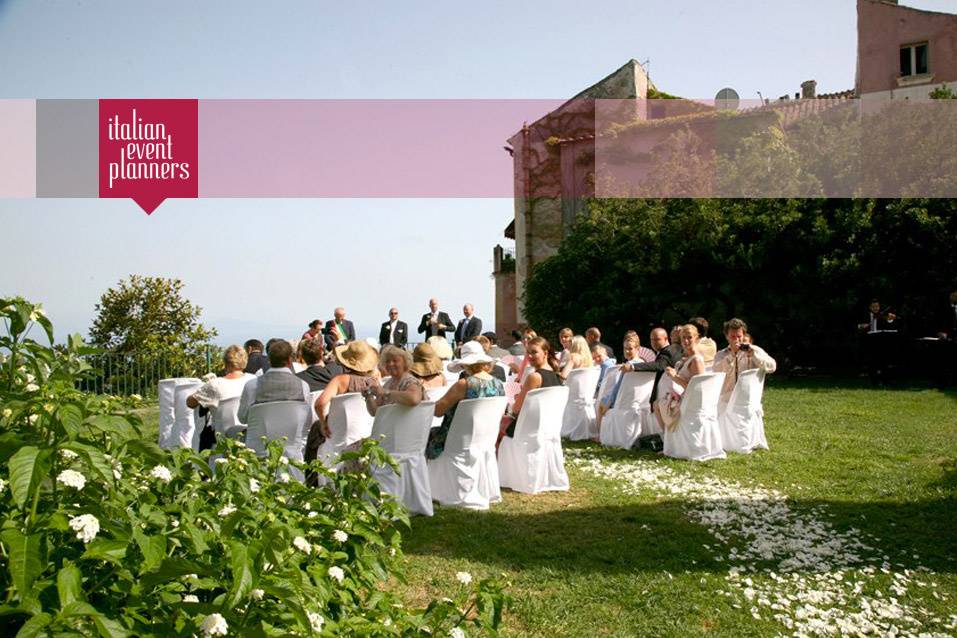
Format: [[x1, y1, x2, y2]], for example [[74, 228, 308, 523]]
[[900, 43, 929, 77]]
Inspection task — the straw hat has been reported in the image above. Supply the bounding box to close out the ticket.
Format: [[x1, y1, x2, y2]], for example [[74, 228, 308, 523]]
[[426, 336, 453, 360], [333, 340, 378, 374], [448, 341, 494, 373], [410, 343, 443, 377]]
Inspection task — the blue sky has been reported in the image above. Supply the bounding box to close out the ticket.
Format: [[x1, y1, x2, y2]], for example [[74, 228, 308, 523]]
[[1, 0, 954, 344]]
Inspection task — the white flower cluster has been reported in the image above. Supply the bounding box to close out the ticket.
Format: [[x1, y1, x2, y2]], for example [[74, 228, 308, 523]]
[[59, 449, 79, 462], [293, 536, 312, 554], [200, 612, 228, 636], [450, 627, 466, 638], [150, 465, 173, 483], [307, 611, 325, 632], [0, 477, 6, 494], [68, 514, 100, 543], [328, 566, 345, 583], [570, 454, 953, 637], [251, 588, 265, 601], [332, 529, 348, 543], [218, 505, 237, 518], [249, 478, 261, 493], [57, 469, 86, 490], [456, 571, 472, 585]]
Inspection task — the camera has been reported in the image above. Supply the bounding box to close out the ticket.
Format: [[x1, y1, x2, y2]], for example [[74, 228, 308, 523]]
[[739, 343, 751, 351]]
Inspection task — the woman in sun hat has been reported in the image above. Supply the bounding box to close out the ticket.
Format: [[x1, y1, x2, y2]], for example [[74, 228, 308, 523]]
[[426, 341, 504, 460], [426, 336, 453, 361], [312, 340, 381, 439], [409, 342, 447, 389]]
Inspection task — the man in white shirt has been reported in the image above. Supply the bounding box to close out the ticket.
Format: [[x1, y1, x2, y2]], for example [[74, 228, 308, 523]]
[[713, 318, 777, 406], [378, 307, 408, 348]]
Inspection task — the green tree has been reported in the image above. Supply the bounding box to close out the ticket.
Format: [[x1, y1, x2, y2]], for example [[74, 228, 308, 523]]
[[88, 276, 217, 390]]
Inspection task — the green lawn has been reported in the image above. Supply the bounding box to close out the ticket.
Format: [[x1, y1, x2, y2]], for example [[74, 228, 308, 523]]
[[134, 381, 957, 636], [392, 379, 957, 637]]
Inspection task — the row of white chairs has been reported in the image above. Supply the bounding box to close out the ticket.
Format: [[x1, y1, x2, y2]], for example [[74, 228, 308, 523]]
[[557, 366, 769, 459]]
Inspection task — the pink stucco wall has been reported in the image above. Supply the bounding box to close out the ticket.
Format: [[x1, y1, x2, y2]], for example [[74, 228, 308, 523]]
[[857, 0, 957, 95]]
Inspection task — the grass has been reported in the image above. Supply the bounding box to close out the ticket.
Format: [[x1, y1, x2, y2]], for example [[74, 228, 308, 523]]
[[133, 380, 957, 636], [391, 378, 957, 637]]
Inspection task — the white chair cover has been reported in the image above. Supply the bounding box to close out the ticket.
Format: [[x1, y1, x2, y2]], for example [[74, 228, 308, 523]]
[[499, 386, 570, 494], [309, 390, 323, 422], [599, 372, 657, 449], [425, 385, 452, 429], [210, 396, 243, 434], [157, 377, 201, 449], [560, 367, 601, 440], [171, 382, 203, 451], [663, 372, 727, 461], [427, 396, 507, 510], [369, 402, 435, 516], [719, 368, 768, 453], [596, 367, 620, 404], [317, 393, 374, 469], [245, 401, 311, 480]]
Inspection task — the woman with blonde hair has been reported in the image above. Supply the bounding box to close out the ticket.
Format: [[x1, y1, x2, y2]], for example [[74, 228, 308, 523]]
[[559, 335, 594, 380], [365, 346, 424, 416], [654, 324, 706, 431]]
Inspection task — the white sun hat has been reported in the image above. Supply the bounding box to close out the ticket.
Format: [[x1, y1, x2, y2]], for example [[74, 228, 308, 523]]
[[447, 341, 494, 372]]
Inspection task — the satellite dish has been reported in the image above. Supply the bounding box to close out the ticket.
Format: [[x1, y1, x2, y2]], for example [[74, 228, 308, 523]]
[[715, 87, 740, 111]]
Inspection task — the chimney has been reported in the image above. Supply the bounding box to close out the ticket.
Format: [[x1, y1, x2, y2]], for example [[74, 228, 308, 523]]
[[801, 80, 817, 99]]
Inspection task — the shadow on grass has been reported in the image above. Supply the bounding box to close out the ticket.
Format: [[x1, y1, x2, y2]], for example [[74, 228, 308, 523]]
[[771, 374, 957, 395], [403, 495, 957, 576]]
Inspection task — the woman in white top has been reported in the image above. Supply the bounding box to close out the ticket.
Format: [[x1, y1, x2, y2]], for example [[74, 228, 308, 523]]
[[186, 345, 255, 410], [654, 324, 706, 431]]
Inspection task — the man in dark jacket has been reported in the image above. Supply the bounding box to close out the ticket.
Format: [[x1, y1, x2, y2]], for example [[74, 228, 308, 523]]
[[323, 307, 356, 351], [418, 298, 454, 339], [626, 327, 681, 403], [378, 307, 408, 348], [454, 303, 483, 345], [243, 339, 269, 375]]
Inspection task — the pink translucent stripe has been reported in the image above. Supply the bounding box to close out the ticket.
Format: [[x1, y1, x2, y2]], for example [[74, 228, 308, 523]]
[[198, 100, 564, 197], [0, 100, 36, 197]]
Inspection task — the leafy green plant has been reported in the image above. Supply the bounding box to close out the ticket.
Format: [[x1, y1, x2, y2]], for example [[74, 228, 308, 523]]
[[0, 297, 509, 636]]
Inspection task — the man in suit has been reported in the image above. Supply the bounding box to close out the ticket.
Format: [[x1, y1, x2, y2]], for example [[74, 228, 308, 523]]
[[378, 307, 408, 349], [323, 307, 356, 351], [585, 327, 615, 360], [454, 304, 483, 346], [417, 298, 454, 339], [243, 339, 268, 375], [627, 327, 682, 404]]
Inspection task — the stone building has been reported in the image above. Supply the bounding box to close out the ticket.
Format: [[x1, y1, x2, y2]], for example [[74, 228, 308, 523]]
[[492, 0, 957, 338]]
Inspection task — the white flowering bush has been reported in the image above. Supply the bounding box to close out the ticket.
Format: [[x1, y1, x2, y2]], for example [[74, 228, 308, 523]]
[[0, 298, 508, 636]]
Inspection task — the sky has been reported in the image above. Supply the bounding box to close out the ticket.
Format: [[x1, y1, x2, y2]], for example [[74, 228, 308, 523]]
[[1, 0, 954, 344]]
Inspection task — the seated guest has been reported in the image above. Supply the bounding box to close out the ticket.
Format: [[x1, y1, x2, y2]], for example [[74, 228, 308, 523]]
[[689, 317, 717, 367], [302, 319, 322, 342], [623, 330, 656, 364], [473, 335, 506, 382], [377, 344, 400, 378], [291, 340, 307, 373], [187, 345, 255, 411], [243, 339, 268, 375], [312, 340, 380, 437], [596, 333, 651, 433], [557, 327, 574, 368], [427, 342, 504, 460], [237, 340, 312, 424], [559, 335, 594, 380], [483, 331, 510, 360], [654, 324, 707, 431], [507, 328, 537, 379], [713, 318, 777, 406], [591, 343, 618, 392], [296, 338, 343, 392], [507, 330, 527, 356], [501, 337, 562, 442], [585, 327, 615, 359], [625, 327, 681, 406], [364, 346, 424, 416], [410, 343, 447, 389]]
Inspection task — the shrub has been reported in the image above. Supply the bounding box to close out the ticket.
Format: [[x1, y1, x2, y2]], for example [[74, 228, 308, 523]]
[[0, 297, 508, 636]]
